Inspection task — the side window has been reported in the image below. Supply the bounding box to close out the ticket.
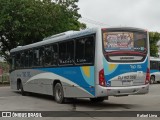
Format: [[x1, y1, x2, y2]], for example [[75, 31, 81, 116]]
[[59, 41, 74, 65], [52, 44, 58, 65], [39, 47, 45, 66], [45, 46, 52, 66], [156, 61, 159, 70], [28, 50, 33, 67], [33, 49, 40, 66], [150, 61, 158, 70], [24, 51, 29, 68], [11, 54, 15, 70], [15, 53, 21, 69], [75, 36, 95, 64], [21, 52, 26, 68]]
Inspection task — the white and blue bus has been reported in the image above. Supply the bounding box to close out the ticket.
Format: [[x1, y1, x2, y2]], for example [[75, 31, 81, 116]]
[[10, 27, 150, 103], [150, 57, 160, 84]]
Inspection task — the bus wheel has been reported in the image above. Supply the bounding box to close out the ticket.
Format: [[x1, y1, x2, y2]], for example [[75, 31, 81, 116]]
[[54, 83, 65, 104], [90, 97, 105, 103], [150, 76, 155, 84], [20, 82, 26, 96]]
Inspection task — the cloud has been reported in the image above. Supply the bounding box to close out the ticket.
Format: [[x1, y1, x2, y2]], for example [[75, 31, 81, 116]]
[[78, 0, 160, 32]]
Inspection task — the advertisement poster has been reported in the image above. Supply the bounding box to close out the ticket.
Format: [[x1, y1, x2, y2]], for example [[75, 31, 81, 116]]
[[103, 32, 134, 51]]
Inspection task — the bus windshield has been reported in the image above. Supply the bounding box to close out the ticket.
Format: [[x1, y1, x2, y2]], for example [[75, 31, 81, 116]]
[[102, 29, 147, 62]]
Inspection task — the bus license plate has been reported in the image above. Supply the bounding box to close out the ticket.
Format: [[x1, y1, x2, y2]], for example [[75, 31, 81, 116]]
[[122, 80, 133, 86]]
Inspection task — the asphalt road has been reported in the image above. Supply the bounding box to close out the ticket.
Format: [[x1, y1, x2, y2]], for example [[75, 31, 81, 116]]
[[0, 84, 160, 120]]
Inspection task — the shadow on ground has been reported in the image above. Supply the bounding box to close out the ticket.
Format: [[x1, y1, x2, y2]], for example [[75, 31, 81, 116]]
[[14, 91, 140, 111]]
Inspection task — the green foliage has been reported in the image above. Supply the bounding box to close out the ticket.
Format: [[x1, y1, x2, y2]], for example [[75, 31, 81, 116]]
[[149, 32, 160, 57], [0, 0, 86, 61]]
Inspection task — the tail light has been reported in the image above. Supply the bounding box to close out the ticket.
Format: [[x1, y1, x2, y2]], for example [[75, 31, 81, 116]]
[[99, 69, 106, 86], [145, 68, 150, 84]]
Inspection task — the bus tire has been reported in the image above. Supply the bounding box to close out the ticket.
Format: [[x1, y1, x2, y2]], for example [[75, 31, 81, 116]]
[[90, 97, 105, 103], [54, 83, 65, 104], [20, 82, 26, 96], [150, 76, 155, 84]]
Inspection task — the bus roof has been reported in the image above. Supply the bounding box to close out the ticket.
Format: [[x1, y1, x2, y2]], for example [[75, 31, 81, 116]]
[[10, 27, 147, 53], [10, 28, 97, 53], [101, 27, 147, 32], [150, 57, 160, 61]]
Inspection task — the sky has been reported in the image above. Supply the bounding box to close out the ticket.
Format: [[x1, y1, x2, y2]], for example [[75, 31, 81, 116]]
[[78, 0, 160, 32]]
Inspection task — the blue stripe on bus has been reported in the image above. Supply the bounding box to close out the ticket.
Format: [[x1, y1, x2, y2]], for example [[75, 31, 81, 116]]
[[150, 69, 159, 73], [103, 57, 148, 82], [35, 66, 95, 96]]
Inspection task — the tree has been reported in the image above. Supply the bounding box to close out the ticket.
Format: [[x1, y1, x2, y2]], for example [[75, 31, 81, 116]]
[[149, 32, 160, 57], [0, 0, 86, 61]]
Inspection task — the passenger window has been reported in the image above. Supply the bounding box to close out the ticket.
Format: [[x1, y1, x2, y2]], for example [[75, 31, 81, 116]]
[[75, 36, 95, 64], [15, 53, 21, 68], [59, 41, 74, 65], [11, 54, 15, 70], [24, 51, 29, 67], [28, 50, 33, 67], [33, 49, 40, 66], [39, 47, 45, 66], [45, 46, 52, 66], [21, 52, 26, 68], [156, 61, 159, 70], [150, 61, 158, 70], [52, 44, 58, 65]]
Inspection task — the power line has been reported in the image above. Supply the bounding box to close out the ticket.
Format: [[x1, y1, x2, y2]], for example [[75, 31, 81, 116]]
[[80, 18, 104, 26], [80, 17, 109, 26]]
